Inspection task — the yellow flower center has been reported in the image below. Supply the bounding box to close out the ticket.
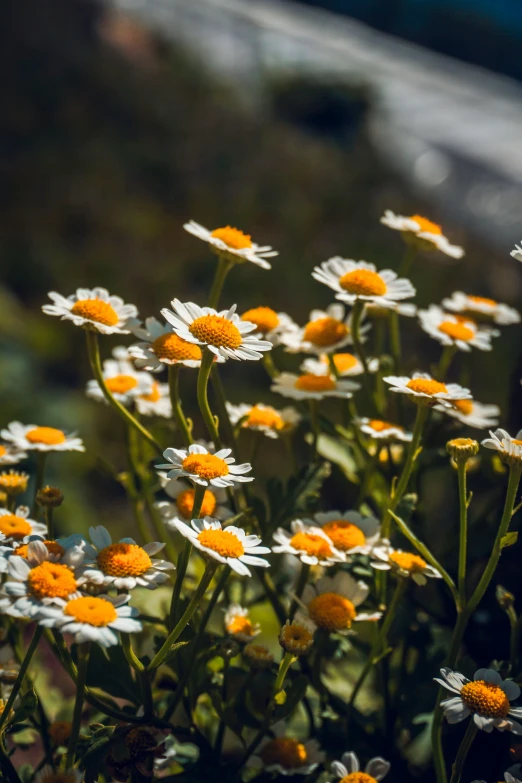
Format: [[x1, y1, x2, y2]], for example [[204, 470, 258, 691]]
[[389, 551, 427, 573], [289, 531, 332, 559], [339, 269, 387, 297], [280, 623, 313, 649], [210, 226, 252, 250], [189, 314, 242, 349], [308, 592, 357, 630], [322, 520, 366, 551], [70, 298, 119, 326], [27, 562, 77, 599], [64, 596, 118, 626], [48, 720, 72, 747], [181, 453, 229, 481], [227, 615, 255, 637], [105, 375, 138, 394], [303, 317, 348, 347], [0, 446, 6, 458], [197, 529, 245, 558], [452, 399, 473, 415], [151, 332, 202, 362], [340, 774, 379, 783], [329, 353, 358, 373], [241, 307, 280, 334], [16, 541, 65, 559], [0, 514, 32, 540], [97, 543, 152, 577], [368, 419, 403, 433], [176, 487, 217, 519], [0, 471, 29, 492], [410, 215, 442, 235], [294, 374, 336, 392], [26, 427, 66, 446], [140, 382, 161, 403], [438, 320, 475, 342], [259, 737, 308, 769], [468, 295, 497, 307], [406, 378, 448, 396], [460, 680, 510, 718], [245, 405, 284, 431]]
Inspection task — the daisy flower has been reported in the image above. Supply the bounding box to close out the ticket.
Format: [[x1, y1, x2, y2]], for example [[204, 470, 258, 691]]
[[35, 766, 84, 783], [129, 316, 204, 371], [226, 402, 301, 438], [271, 372, 359, 401], [76, 526, 175, 591], [161, 300, 272, 361], [384, 372, 472, 408], [224, 603, 260, 643], [0, 506, 47, 544], [301, 572, 381, 633], [9, 536, 71, 564], [157, 443, 253, 489], [511, 243, 522, 262], [0, 470, 29, 497], [240, 307, 297, 346], [435, 667, 522, 733], [332, 751, 390, 783], [356, 417, 413, 442], [302, 353, 379, 378], [42, 287, 137, 334], [0, 442, 27, 466], [172, 517, 270, 577], [418, 305, 494, 351], [249, 722, 325, 776], [38, 594, 142, 647], [1, 422, 84, 453], [183, 220, 278, 269], [156, 480, 231, 530], [442, 292, 520, 326], [86, 346, 154, 406], [482, 429, 522, 466], [135, 381, 172, 418], [312, 259, 415, 311], [272, 519, 344, 567], [309, 510, 381, 556], [371, 548, 442, 585], [435, 398, 500, 430], [279, 615, 315, 656], [380, 211, 464, 258], [280, 304, 358, 355]]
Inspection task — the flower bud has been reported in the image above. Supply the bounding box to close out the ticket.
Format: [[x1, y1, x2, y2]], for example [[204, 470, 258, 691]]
[[279, 617, 315, 656], [446, 438, 479, 461], [0, 470, 29, 496], [36, 486, 64, 508], [496, 585, 515, 611], [243, 643, 274, 669]]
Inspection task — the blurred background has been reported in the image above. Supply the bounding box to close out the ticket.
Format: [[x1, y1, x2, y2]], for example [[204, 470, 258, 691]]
[[2, 0, 522, 777]]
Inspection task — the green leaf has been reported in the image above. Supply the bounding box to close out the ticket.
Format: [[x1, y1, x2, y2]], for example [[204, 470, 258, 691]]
[[317, 434, 357, 483], [273, 675, 308, 722], [86, 644, 140, 704], [12, 688, 38, 724], [163, 640, 190, 668], [501, 531, 518, 549], [268, 462, 331, 532]]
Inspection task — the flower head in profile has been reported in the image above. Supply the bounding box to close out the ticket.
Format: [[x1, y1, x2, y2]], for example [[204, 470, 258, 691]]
[[135, 381, 172, 418], [272, 519, 344, 567], [418, 305, 495, 351], [271, 372, 359, 401], [332, 751, 390, 783], [38, 594, 141, 647], [86, 346, 154, 406], [302, 353, 378, 378], [184, 220, 278, 269], [280, 304, 358, 355], [42, 287, 137, 334], [0, 442, 27, 467], [250, 722, 325, 776], [158, 443, 253, 488], [77, 526, 175, 591], [312, 258, 415, 310], [309, 510, 381, 556], [371, 548, 442, 585], [357, 417, 413, 442], [161, 300, 272, 361], [442, 292, 520, 327], [301, 572, 381, 633], [173, 517, 271, 576], [482, 429, 522, 467], [0, 507, 47, 543], [380, 211, 464, 258], [279, 615, 315, 656], [155, 480, 231, 529], [129, 316, 204, 371], [226, 402, 301, 439], [1, 422, 84, 453], [435, 667, 522, 733], [436, 398, 500, 430], [511, 243, 522, 262], [240, 307, 297, 346], [384, 373, 472, 408], [224, 604, 260, 643]]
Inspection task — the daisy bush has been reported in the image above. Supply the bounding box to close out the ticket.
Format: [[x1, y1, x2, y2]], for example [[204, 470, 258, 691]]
[[0, 213, 521, 783]]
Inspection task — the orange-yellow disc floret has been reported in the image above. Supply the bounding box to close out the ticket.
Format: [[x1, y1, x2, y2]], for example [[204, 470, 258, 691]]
[[189, 315, 242, 349], [330, 353, 358, 373], [26, 427, 66, 446], [16, 541, 64, 559], [245, 405, 284, 431], [140, 382, 161, 403], [294, 374, 336, 392], [322, 520, 366, 551], [410, 215, 442, 235], [406, 378, 448, 395], [181, 453, 229, 481], [210, 226, 252, 250], [259, 737, 308, 769], [176, 488, 217, 519], [97, 543, 152, 577], [460, 680, 510, 718], [453, 399, 473, 415], [389, 551, 427, 573], [64, 596, 118, 626], [308, 592, 356, 630], [198, 529, 244, 558], [71, 299, 119, 326], [303, 317, 348, 347], [105, 375, 138, 395], [368, 419, 403, 433], [227, 615, 256, 637], [151, 332, 202, 362], [289, 532, 332, 560], [340, 773, 379, 783], [339, 269, 387, 297], [0, 514, 32, 540], [241, 307, 280, 334], [27, 562, 77, 599], [438, 320, 475, 342]]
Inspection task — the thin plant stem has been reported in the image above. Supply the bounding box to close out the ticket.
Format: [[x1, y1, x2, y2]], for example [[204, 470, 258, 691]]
[[85, 331, 162, 454], [121, 633, 154, 719], [168, 365, 193, 447], [388, 311, 402, 375], [208, 257, 233, 309], [436, 346, 458, 381], [352, 300, 380, 414], [197, 349, 221, 447], [262, 352, 279, 379], [168, 484, 205, 628], [507, 606, 519, 672], [0, 742, 21, 783], [289, 562, 310, 619], [398, 245, 416, 278], [449, 722, 478, 783], [32, 453, 47, 516], [148, 561, 217, 671], [308, 400, 320, 457], [256, 570, 287, 625], [457, 460, 468, 606], [66, 642, 90, 769], [214, 656, 230, 756], [43, 506, 54, 540], [0, 626, 43, 732]]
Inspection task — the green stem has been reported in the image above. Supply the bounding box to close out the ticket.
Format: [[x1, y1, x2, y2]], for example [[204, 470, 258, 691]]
[[0, 626, 43, 732], [0, 742, 21, 783], [352, 301, 380, 414], [66, 642, 90, 769], [43, 507, 54, 541], [449, 722, 477, 783], [398, 246, 416, 278], [121, 634, 154, 719], [457, 461, 468, 606], [208, 257, 233, 309], [168, 365, 193, 447], [148, 561, 217, 671], [308, 400, 320, 457], [436, 346, 458, 381], [197, 349, 221, 447], [214, 656, 230, 756], [508, 607, 519, 672], [256, 570, 287, 625], [388, 311, 402, 375], [168, 484, 205, 628], [262, 352, 279, 379], [86, 331, 162, 454], [32, 453, 47, 516], [289, 562, 310, 619]]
